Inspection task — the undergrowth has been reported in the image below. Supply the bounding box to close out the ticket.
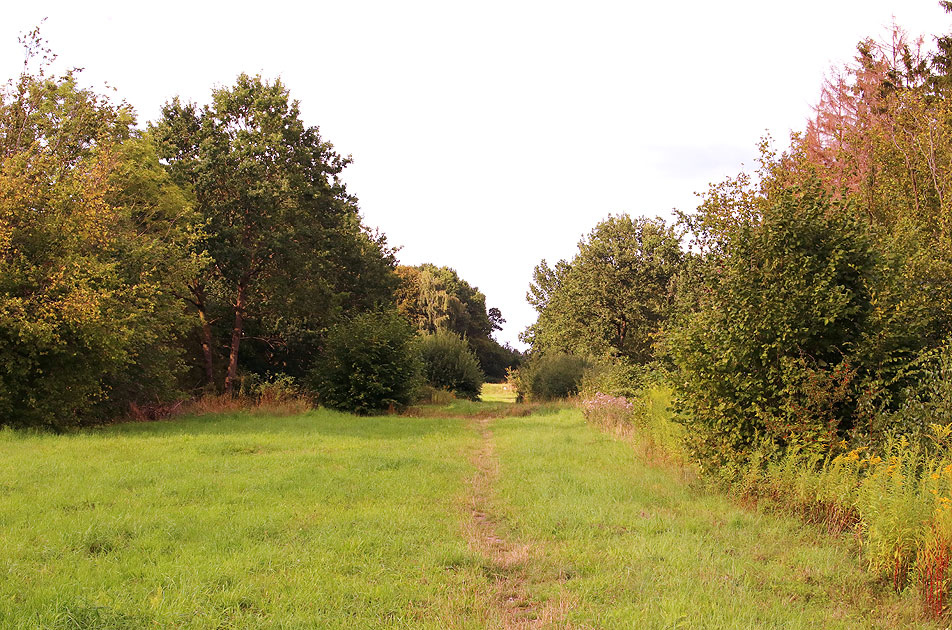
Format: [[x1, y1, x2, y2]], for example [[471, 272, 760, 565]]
[[740, 432, 952, 618]]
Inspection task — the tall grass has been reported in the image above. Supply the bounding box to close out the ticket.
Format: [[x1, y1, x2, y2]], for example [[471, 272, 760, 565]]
[[753, 431, 952, 616], [581, 386, 687, 467]]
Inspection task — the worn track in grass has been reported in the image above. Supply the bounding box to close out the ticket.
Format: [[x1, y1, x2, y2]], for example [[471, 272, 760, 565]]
[[465, 415, 571, 629]]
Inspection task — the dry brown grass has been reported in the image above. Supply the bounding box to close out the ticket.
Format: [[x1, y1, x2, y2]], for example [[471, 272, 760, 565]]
[[125, 393, 312, 423]]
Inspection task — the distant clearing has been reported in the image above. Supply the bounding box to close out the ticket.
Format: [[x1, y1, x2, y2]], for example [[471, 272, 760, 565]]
[[481, 383, 518, 404]]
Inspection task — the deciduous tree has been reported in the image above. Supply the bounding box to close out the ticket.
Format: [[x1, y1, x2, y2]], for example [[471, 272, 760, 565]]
[[154, 75, 397, 393], [0, 30, 200, 427], [524, 215, 683, 364]]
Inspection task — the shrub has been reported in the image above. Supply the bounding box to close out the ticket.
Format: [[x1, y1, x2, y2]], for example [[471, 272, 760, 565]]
[[240, 372, 305, 406], [669, 182, 878, 462], [419, 330, 484, 401], [513, 353, 586, 402], [311, 310, 421, 414], [579, 358, 646, 399], [879, 340, 952, 445]]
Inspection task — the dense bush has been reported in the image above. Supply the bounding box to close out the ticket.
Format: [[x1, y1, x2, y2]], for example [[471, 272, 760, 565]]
[[669, 182, 878, 463], [878, 340, 952, 444], [311, 310, 421, 414], [419, 330, 484, 401], [0, 45, 201, 430], [512, 353, 586, 402]]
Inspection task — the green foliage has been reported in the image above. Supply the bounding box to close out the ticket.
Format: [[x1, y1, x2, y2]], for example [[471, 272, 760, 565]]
[[512, 353, 586, 402], [579, 357, 650, 400], [153, 74, 398, 394], [524, 215, 683, 364], [396, 263, 516, 380], [311, 310, 421, 415], [878, 339, 952, 443], [0, 33, 200, 429], [470, 336, 523, 382], [418, 330, 484, 401], [396, 264, 495, 339], [669, 181, 877, 461], [239, 372, 303, 406]]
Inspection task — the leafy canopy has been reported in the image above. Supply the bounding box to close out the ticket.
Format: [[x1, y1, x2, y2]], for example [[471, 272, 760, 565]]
[[0, 30, 201, 428], [524, 215, 683, 364], [153, 74, 398, 393]]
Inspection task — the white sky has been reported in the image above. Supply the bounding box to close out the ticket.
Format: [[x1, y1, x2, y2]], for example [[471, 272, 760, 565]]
[[1, 1, 947, 348]]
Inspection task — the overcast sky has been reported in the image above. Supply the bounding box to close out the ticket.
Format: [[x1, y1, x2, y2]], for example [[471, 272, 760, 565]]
[[1, 1, 947, 348]]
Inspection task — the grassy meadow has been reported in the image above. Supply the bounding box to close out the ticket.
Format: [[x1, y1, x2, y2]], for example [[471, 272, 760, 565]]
[[0, 411, 492, 629], [479, 384, 518, 404], [0, 389, 939, 628]]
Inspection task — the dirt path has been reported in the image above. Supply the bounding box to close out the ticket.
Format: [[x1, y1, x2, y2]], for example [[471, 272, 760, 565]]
[[464, 416, 569, 629]]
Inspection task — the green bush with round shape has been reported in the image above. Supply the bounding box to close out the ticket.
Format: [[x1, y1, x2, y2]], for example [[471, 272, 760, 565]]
[[419, 330, 484, 401], [312, 310, 422, 415], [513, 353, 587, 402]]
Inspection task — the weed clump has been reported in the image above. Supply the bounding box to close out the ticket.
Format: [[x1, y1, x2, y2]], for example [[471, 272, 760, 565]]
[[581, 393, 641, 429]]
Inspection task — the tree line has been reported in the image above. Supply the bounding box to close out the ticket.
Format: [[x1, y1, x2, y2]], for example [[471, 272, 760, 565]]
[[519, 6, 952, 465], [0, 29, 519, 428]]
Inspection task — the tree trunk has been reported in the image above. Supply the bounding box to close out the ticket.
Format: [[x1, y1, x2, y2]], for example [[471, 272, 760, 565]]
[[198, 308, 215, 388], [189, 283, 216, 389], [224, 282, 247, 396]]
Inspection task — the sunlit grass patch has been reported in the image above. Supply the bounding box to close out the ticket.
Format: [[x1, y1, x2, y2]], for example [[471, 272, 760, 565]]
[[480, 382, 518, 403]]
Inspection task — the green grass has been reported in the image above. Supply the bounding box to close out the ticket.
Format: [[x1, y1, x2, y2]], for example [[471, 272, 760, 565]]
[[0, 410, 492, 629], [489, 408, 936, 629], [0, 400, 939, 628], [480, 383, 517, 404]]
